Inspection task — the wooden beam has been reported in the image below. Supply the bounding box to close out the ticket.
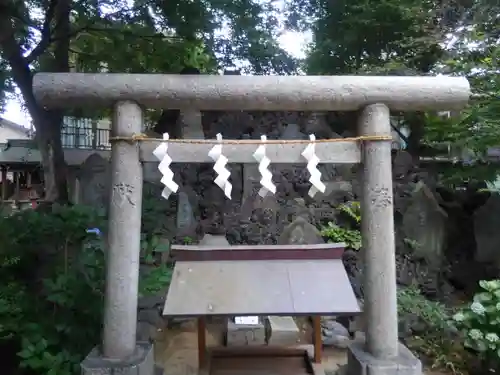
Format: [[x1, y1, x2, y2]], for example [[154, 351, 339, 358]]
[[210, 346, 312, 357], [1, 167, 7, 201], [312, 316, 322, 364], [139, 140, 361, 164], [33, 73, 470, 111], [198, 317, 207, 368], [171, 243, 345, 262], [14, 171, 20, 201]]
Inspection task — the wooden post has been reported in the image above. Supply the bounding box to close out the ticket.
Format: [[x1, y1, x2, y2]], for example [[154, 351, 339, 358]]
[[312, 316, 322, 363], [14, 171, 20, 203], [197, 316, 207, 368], [1, 166, 7, 201], [91, 119, 98, 149]]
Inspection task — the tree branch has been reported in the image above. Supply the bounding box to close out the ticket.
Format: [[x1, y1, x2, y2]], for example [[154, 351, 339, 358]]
[[390, 120, 409, 145], [0, 13, 41, 119], [72, 25, 185, 40], [25, 0, 58, 64]]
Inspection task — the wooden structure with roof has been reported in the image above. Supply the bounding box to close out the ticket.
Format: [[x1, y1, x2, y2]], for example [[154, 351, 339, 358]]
[[165, 242, 360, 375]]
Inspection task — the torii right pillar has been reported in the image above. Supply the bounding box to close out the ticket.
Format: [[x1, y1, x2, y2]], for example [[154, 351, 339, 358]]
[[347, 104, 422, 375]]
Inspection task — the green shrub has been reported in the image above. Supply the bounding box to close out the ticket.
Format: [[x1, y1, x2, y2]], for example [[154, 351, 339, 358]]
[[338, 201, 361, 226], [320, 201, 362, 250], [397, 285, 465, 372], [0, 205, 173, 375], [453, 280, 500, 371], [320, 222, 362, 250], [0, 205, 106, 375]]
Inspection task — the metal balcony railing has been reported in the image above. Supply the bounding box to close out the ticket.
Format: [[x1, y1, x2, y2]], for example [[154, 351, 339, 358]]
[[61, 126, 111, 150], [61, 117, 111, 150]]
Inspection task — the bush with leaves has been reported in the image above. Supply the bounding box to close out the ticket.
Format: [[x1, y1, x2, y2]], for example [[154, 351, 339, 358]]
[[0, 205, 106, 375], [397, 285, 465, 372], [453, 280, 500, 372], [320, 201, 362, 250], [0, 204, 173, 375], [320, 222, 362, 250]]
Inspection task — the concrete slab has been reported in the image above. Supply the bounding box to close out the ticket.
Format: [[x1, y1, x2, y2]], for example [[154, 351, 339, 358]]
[[266, 316, 301, 345]]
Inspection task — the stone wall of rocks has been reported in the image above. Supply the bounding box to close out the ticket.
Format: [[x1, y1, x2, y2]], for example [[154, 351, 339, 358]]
[[76, 110, 360, 242]]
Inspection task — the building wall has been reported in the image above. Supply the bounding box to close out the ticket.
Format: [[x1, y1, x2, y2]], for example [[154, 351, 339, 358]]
[[0, 121, 30, 143]]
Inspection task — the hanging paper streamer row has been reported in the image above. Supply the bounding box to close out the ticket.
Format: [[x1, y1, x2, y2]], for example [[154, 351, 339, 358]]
[[153, 133, 325, 200]]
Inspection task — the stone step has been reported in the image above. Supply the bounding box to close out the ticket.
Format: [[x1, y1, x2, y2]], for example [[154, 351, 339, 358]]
[[265, 316, 300, 345]]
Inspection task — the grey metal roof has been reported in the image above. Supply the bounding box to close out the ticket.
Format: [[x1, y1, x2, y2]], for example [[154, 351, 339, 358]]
[[163, 259, 361, 317]]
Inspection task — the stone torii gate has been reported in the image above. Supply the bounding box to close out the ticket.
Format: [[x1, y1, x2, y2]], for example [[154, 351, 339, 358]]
[[32, 74, 470, 375]]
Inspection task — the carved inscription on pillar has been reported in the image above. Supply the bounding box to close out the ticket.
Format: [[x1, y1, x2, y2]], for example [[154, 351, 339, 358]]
[[113, 183, 136, 206]]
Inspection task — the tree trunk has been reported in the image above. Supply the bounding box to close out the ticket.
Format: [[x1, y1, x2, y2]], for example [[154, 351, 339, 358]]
[[35, 113, 69, 204], [43, 0, 71, 204], [406, 112, 425, 164], [0, 0, 70, 204]]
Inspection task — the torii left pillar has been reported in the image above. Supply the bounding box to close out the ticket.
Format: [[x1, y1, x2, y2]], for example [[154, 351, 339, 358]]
[[81, 101, 156, 375]]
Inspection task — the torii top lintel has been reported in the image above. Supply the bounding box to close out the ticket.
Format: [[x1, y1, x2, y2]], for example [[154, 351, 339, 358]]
[[33, 73, 470, 112]]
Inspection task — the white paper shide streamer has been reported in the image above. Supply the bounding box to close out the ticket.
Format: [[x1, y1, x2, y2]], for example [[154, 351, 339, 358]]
[[152, 133, 179, 200], [252, 135, 276, 197], [302, 134, 326, 198], [208, 133, 232, 199]]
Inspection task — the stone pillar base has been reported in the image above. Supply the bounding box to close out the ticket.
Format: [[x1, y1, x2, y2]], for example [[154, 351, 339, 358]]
[[346, 341, 422, 375], [81, 342, 161, 375]]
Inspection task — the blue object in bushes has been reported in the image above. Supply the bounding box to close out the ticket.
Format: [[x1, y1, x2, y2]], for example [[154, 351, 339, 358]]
[[86, 228, 102, 236]]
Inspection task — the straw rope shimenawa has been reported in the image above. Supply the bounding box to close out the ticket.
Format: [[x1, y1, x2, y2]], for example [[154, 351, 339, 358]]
[[109, 134, 393, 144]]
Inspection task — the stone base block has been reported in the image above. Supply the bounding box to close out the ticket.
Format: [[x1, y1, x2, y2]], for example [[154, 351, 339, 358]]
[[346, 341, 422, 375], [265, 316, 300, 345], [81, 342, 155, 375], [226, 319, 266, 346]]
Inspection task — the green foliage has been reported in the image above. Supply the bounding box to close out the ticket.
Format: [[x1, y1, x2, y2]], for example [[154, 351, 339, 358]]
[[141, 184, 172, 236], [139, 233, 172, 297], [182, 236, 194, 245], [139, 264, 173, 297], [453, 280, 500, 367], [0, 205, 106, 375], [297, 0, 500, 183], [398, 285, 453, 334], [338, 201, 361, 226], [0, 205, 173, 375], [398, 285, 465, 372], [296, 0, 443, 75], [320, 201, 362, 250], [320, 222, 362, 251]]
